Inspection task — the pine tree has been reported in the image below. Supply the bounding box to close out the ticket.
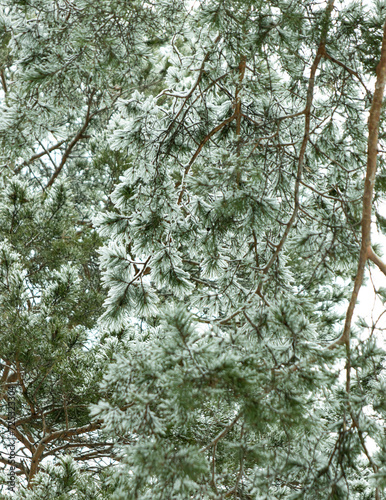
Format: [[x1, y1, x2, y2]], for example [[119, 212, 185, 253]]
[[2, 0, 386, 498]]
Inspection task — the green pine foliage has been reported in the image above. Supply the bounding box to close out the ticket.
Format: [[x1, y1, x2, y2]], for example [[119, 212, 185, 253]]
[[1, 456, 112, 499], [2, 0, 386, 498], [94, 1, 386, 498]]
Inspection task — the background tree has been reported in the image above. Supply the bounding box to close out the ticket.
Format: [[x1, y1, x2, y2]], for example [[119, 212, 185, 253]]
[[0, 0, 172, 493]]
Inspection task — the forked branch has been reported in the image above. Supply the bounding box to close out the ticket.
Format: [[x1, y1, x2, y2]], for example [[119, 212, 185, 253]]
[[330, 19, 386, 348], [27, 420, 102, 487]]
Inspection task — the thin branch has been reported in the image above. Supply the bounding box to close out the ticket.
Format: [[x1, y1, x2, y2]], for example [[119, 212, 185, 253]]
[[156, 34, 221, 101], [235, 55, 246, 138], [44, 90, 96, 189], [177, 112, 236, 204], [368, 246, 386, 276], [299, 179, 343, 201], [13, 140, 66, 175], [72, 449, 116, 462], [0, 69, 7, 94], [260, 0, 334, 279], [0, 360, 11, 399], [323, 51, 369, 95], [225, 425, 245, 498], [16, 361, 36, 417], [0, 417, 35, 453], [42, 441, 116, 459], [177, 52, 248, 203], [275, 109, 306, 121], [155, 34, 222, 162], [200, 413, 240, 453], [0, 453, 27, 475]]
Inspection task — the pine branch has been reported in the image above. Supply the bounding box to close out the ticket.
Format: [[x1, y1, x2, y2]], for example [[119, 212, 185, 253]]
[[27, 420, 102, 487], [177, 52, 249, 204], [44, 90, 97, 189], [16, 361, 36, 417], [368, 246, 386, 276], [13, 140, 66, 175], [177, 112, 237, 204], [0, 417, 35, 454], [331, 18, 386, 349], [258, 0, 335, 283], [323, 51, 369, 95], [200, 413, 241, 453]]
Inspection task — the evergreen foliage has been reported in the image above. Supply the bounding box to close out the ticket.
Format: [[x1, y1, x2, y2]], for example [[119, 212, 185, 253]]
[[1, 0, 386, 498]]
